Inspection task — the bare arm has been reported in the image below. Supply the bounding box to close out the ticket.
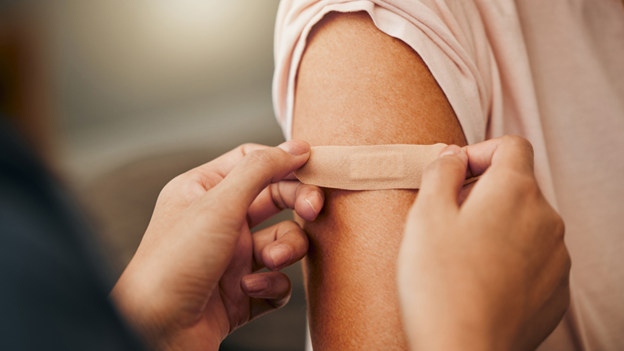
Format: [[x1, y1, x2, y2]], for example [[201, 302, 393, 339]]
[[293, 11, 466, 350]]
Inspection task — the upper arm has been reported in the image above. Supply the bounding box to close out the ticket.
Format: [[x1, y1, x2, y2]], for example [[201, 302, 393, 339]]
[[293, 11, 466, 146], [292, 11, 466, 350]]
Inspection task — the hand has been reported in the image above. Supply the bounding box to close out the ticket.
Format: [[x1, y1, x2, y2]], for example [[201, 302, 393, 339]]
[[397, 136, 570, 351], [110, 140, 325, 351]]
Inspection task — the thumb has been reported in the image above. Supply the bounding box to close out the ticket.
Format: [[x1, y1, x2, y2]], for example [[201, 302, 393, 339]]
[[463, 135, 535, 176], [204, 140, 311, 224], [416, 145, 469, 212]]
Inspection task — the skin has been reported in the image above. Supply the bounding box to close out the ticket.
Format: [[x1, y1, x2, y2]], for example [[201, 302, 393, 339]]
[[111, 140, 326, 351], [293, 11, 465, 350], [399, 137, 570, 351]]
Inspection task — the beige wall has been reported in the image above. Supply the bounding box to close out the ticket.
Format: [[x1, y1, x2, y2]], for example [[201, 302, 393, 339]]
[[43, 0, 282, 183]]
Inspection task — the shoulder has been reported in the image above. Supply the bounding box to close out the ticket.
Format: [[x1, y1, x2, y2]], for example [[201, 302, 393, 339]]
[[273, 0, 495, 143]]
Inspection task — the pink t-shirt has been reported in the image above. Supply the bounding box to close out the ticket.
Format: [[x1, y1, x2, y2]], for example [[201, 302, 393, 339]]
[[273, 0, 624, 349]]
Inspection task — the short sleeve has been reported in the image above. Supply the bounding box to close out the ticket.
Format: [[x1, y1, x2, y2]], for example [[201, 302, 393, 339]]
[[272, 0, 496, 145]]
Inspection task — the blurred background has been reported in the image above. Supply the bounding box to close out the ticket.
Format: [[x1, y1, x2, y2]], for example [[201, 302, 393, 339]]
[[1, 1, 307, 350]]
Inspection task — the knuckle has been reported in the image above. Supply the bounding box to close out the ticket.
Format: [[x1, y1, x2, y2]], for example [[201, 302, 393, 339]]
[[504, 135, 534, 157], [239, 143, 262, 155], [503, 134, 528, 146], [505, 168, 539, 195], [181, 171, 215, 192], [158, 172, 212, 208], [494, 168, 543, 205], [184, 170, 218, 189], [269, 183, 288, 210]]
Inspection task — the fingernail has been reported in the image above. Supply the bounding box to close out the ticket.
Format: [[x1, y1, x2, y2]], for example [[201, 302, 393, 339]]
[[439, 145, 463, 157], [278, 141, 307, 156], [270, 244, 292, 269], [305, 191, 322, 215], [245, 276, 269, 293]]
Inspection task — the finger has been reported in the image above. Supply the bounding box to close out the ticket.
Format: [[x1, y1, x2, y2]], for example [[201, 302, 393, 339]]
[[202, 140, 311, 224], [416, 145, 469, 212], [241, 272, 292, 321], [247, 181, 325, 227], [241, 272, 292, 300], [251, 220, 309, 272], [185, 143, 270, 190], [463, 135, 535, 177]]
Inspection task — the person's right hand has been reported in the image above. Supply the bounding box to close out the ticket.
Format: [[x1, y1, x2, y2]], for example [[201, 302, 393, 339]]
[[398, 136, 571, 351]]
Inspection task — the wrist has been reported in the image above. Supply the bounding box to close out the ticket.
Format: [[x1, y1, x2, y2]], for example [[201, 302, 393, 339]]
[[111, 264, 173, 350], [111, 264, 226, 351]]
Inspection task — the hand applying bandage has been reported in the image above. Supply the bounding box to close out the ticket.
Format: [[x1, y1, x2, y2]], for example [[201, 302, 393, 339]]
[[110, 140, 325, 351], [398, 136, 571, 351]]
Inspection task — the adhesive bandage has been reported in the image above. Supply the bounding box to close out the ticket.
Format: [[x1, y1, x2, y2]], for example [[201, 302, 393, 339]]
[[294, 144, 477, 190]]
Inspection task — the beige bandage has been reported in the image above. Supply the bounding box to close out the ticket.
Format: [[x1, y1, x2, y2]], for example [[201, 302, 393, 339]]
[[294, 144, 476, 190]]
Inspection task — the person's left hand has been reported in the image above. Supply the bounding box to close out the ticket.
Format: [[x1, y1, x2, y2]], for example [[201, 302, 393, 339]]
[[397, 137, 570, 351], [111, 140, 324, 351]]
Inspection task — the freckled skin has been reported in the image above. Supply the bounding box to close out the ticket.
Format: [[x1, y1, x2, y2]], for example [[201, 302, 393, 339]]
[[293, 11, 466, 351]]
